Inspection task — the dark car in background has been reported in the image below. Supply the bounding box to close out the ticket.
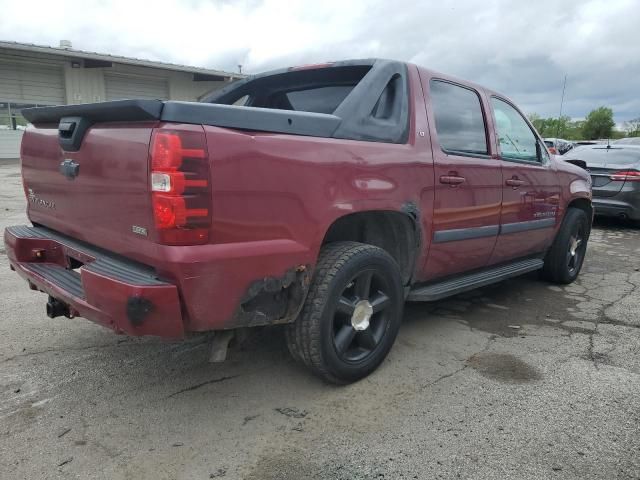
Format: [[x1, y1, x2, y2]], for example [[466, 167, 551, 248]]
[[564, 145, 640, 222]]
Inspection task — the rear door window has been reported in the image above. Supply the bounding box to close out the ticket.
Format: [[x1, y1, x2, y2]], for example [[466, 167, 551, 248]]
[[430, 80, 488, 156]]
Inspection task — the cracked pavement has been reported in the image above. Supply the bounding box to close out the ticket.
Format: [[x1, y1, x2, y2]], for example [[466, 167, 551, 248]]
[[1, 161, 639, 479]]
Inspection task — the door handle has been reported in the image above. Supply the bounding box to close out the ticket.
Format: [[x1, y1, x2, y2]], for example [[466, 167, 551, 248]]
[[505, 177, 525, 188], [440, 175, 466, 186]]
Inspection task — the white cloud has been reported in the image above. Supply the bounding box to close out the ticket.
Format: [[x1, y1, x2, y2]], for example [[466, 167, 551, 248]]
[[1, 0, 638, 120]]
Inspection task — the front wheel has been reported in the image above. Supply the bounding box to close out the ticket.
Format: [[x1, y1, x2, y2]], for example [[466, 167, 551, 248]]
[[286, 242, 404, 384], [542, 208, 590, 284]]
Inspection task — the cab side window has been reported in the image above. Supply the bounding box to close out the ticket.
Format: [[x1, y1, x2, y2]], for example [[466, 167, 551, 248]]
[[491, 97, 539, 162], [430, 80, 488, 156]]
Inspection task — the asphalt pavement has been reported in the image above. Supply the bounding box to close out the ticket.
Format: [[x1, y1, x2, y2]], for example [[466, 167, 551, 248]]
[[1, 161, 639, 479]]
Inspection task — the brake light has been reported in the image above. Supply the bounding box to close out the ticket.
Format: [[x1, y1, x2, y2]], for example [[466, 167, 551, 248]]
[[289, 62, 334, 71], [150, 129, 210, 245], [610, 170, 640, 182]]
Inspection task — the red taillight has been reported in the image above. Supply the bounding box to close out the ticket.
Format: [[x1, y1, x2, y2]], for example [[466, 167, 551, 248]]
[[610, 170, 640, 182], [151, 132, 206, 171], [289, 62, 334, 71], [153, 195, 185, 229], [151, 132, 183, 170], [150, 129, 210, 245]]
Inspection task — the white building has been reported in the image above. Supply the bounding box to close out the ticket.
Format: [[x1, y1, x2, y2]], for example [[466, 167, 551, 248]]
[[0, 40, 242, 159]]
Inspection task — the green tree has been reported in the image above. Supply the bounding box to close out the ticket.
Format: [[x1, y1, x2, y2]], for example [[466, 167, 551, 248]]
[[528, 114, 581, 140], [564, 120, 584, 140], [582, 107, 615, 139], [549, 115, 572, 138], [528, 113, 543, 131], [624, 118, 640, 137]]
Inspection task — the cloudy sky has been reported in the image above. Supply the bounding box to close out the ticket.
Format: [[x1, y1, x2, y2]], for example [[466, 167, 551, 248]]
[[1, 0, 639, 122]]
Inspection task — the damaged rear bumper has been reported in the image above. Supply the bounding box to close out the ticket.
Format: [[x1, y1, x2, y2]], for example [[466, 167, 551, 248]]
[[4, 225, 184, 338], [5, 225, 314, 336]]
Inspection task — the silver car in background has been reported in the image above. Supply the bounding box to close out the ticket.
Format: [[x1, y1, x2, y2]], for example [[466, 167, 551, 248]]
[[613, 137, 640, 145], [564, 145, 640, 222]]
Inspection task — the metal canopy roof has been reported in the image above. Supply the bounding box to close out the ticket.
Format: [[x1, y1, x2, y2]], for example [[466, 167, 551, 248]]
[[0, 40, 244, 81]]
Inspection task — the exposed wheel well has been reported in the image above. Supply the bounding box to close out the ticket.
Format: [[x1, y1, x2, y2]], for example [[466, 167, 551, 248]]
[[567, 198, 593, 230], [321, 211, 419, 285]]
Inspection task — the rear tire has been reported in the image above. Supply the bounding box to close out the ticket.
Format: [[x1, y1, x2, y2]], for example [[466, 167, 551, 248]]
[[542, 208, 590, 284], [286, 242, 404, 384]]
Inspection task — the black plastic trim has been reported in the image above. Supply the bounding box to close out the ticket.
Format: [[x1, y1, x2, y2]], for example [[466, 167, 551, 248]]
[[433, 218, 556, 243], [407, 257, 544, 302], [443, 150, 492, 160], [499, 157, 544, 166], [161, 102, 342, 138], [206, 59, 410, 144], [22, 99, 164, 125], [27, 263, 85, 299], [202, 59, 378, 104], [20, 59, 410, 144], [8, 225, 48, 238], [127, 297, 154, 326], [433, 225, 499, 243], [58, 116, 92, 152], [332, 61, 410, 144], [7, 225, 166, 286], [500, 218, 556, 234], [564, 159, 588, 170]]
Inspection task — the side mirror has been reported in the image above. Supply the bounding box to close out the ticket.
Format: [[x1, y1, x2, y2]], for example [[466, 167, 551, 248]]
[[564, 159, 588, 170]]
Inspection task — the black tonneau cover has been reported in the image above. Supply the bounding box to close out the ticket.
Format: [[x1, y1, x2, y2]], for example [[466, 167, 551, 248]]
[[22, 58, 409, 144], [23, 99, 342, 139], [22, 99, 164, 125], [161, 102, 341, 138]]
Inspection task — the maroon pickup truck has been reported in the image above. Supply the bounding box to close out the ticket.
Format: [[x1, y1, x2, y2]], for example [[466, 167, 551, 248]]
[[5, 59, 592, 383]]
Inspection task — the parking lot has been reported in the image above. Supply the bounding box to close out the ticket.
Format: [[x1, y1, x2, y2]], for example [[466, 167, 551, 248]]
[[0, 159, 639, 479]]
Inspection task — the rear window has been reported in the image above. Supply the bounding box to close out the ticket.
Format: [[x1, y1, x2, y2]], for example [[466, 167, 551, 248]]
[[285, 86, 354, 114], [544, 140, 554, 147], [209, 65, 371, 114], [564, 147, 640, 165]]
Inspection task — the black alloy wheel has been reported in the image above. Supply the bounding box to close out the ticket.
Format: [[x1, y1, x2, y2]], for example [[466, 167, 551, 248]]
[[286, 242, 404, 384], [566, 220, 587, 276], [542, 207, 590, 284], [332, 268, 393, 363]]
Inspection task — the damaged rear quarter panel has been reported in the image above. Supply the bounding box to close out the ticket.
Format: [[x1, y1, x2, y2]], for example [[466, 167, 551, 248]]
[[185, 65, 433, 331], [233, 265, 311, 327]]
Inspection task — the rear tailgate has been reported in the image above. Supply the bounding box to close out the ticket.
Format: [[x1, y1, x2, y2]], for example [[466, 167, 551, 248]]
[[19, 96, 344, 265], [21, 121, 158, 263]]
